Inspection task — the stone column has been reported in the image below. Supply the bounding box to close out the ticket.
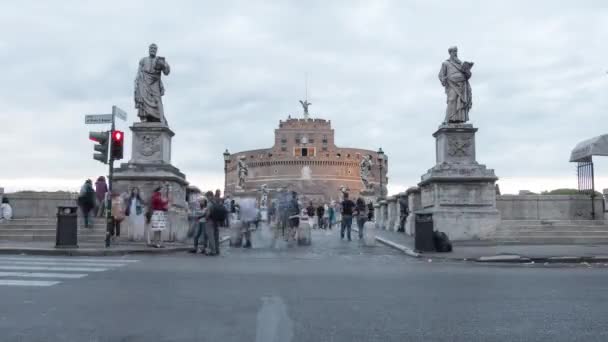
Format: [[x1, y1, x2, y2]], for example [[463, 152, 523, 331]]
[[379, 200, 388, 230], [373, 203, 381, 229], [386, 197, 398, 231], [394, 192, 406, 231], [405, 186, 421, 236]]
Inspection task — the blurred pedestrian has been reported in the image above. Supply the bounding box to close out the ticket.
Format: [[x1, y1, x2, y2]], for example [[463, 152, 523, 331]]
[[0, 197, 13, 223], [207, 190, 227, 255], [316, 204, 325, 229], [306, 202, 315, 228], [110, 192, 126, 243], [95, 176, 108, 217], [355, 197, 367, 239], [78, 179, 96, 228], [190, 198, 208, 254], [327, 202, 335, 230], [367, 201, 374, 221], [125, 187, 145, 241], [340, 193, 355, 241], [148, 185, 169, 248]]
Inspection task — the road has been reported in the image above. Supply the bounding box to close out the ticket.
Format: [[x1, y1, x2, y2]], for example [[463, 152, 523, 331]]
[[1, 226, 607, 341]]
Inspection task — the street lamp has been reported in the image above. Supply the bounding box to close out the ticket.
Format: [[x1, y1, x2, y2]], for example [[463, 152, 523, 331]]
[[223, 149, 231, 196], [377, 147, 385, 199]]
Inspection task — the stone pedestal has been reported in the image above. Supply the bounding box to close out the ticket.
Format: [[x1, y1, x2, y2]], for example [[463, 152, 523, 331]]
[[380, 201, 388, 230], [418, 123, 499, 240], [113, 122, 189, 242], [362, 221, 376, 246]]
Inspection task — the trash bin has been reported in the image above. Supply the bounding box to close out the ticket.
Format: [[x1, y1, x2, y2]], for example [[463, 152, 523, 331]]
[[415, 213, 435, 252], [56, 206, 78, 248]]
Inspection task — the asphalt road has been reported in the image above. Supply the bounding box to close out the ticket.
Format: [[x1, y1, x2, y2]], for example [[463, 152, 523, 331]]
[[1, 227, 608, 342]]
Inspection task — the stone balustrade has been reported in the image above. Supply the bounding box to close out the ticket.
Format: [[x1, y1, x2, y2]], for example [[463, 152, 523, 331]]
[[405, 186, 421, 236]]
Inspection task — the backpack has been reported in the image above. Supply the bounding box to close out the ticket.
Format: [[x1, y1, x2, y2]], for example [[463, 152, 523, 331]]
[[209, 201, 227, 222], [433, 231, 453, 253]]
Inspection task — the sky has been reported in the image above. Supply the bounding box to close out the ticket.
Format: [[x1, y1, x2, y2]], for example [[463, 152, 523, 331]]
[[1, 1, 607, 195]]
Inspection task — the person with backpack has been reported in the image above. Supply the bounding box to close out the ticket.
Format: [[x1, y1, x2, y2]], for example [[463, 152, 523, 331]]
[[78, 179, 96, 228], [207, 190, 227, 255], [355, 197, 367, 239], [340, 193, 356, 241], [190, 198, 209, 254], [110, 192, 126, 243]]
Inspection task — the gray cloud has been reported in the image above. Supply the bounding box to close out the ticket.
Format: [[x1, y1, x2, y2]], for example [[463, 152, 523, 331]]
[[1, 1, 607, 193]]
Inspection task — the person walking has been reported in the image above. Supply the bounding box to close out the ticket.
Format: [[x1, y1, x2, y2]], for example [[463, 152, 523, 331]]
[[287, 192, 300, 241], [306, 202, 315, 228], [327, 202, 335, 230], [206, 191, 227, 256], [0, 197, 13, 223], [77, 179, 96, 228], [148, 186, 169, 248], [190, 198, 208, 254], [367, 201, 374, 222], [340, 193, 355, 241], [316, 204, 325, 229], [95, 176, 108, 217], [125, 187, 145, 241], [110, 192, 126, 243], [355, 197, 367, 239]]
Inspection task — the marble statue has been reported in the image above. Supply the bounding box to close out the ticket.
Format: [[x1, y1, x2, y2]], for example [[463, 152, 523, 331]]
[[438, 46, 473, 124], [237, 156, 249, 189], [134, 43, 171, 125], [299, 100, 311, 118], [360, 155, 373, 189]]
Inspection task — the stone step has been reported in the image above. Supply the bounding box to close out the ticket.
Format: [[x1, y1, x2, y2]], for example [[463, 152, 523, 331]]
[[494, 231, 608, 238], [496, 226, 608, 232], [493, 237, 608, 245], [0, 233, 105, 242], [499, 220, 606, 227]]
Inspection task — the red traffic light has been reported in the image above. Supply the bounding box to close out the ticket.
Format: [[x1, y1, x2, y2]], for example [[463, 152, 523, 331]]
[[112, 130, 124, 143]]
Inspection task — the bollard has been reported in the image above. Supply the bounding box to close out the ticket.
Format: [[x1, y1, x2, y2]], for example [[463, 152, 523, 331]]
[[230, 219, 243, 247], [363, 220, 376, 246]]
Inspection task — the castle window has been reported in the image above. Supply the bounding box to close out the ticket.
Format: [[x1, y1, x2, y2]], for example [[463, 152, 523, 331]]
[[347, 154, 351, 158], [274, 169, 278, 174], [322, 147, 327, 152], [302, 148, 308, 157], [337, 153, 341, 158], [281, 138, 287, 144], [322, 135, 328, 144], [309, 139, 314, 143], [281, 147, 287, 152], [295, 137, 301, 144]]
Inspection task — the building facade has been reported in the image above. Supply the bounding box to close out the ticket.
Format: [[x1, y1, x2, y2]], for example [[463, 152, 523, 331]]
[[224, 117, 388, 204]]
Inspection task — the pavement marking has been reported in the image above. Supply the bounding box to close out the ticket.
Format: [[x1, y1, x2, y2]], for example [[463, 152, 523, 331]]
[[0, 261, 127, 268], [0, 272, 87, 279], [0, 279, 61, 287], [0, 256, 139, 263], [0, 265, 108, 272]]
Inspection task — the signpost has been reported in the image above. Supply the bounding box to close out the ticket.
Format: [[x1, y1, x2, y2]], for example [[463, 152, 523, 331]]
[[84, 105, 128, 247]]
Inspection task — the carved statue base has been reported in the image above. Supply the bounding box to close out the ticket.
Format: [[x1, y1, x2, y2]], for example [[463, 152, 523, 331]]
[[113, 122, 189, 242], [417, 123, 499, 241]]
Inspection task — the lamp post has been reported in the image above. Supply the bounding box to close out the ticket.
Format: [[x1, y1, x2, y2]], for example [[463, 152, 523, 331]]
[[377, 147, 385, 199], [223, 149, 231, 196]]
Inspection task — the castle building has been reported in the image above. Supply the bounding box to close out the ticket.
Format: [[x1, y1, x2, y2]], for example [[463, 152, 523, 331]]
[[224, 114, 388, 203]]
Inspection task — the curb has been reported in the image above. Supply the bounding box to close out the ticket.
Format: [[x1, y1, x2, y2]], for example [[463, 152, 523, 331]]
[[351, 228, 420, 258]]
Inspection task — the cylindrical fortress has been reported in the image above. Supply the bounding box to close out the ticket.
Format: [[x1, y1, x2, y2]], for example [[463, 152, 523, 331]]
[[225, 117, 388, 203]]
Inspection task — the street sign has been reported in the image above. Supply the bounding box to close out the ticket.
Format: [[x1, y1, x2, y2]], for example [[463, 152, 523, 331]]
[[112, 106, 127, 121], [85, 114, 113, 124]]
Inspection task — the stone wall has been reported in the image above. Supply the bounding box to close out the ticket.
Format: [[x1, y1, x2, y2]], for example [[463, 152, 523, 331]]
[[497, 195, 604, 221], [3, 192, 78, 218]]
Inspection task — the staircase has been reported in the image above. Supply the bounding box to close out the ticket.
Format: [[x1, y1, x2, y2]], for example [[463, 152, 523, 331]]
[[0, 217, 107, 242], [493, 220, 608, 245]]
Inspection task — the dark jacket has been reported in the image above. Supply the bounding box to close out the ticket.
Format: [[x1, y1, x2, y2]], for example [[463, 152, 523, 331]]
[[316, 205, 325, 217]]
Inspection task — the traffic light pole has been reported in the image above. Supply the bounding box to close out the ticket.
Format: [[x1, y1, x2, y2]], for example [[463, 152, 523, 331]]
[[105, 113, 115, 248]]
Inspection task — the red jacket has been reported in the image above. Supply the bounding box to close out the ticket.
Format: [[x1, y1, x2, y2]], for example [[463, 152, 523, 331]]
[[151, 192, 168, 211]]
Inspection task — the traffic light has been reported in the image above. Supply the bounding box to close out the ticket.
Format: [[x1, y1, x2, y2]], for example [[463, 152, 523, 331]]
[[111, 130, 124, 160], [89, 131, 109, 164]]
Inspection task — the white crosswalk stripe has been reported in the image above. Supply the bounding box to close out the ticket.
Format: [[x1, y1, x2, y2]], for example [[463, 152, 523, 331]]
[[0, 256, 138, 287]]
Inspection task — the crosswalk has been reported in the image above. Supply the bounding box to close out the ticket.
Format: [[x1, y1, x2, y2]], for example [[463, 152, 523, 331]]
[[0, 256, 138, 287]]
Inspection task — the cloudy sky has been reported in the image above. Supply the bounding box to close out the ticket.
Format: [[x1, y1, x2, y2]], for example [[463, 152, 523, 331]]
[[1, 1, 607, 195]]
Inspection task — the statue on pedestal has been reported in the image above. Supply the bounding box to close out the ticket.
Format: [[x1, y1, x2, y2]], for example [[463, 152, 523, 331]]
[[360, 155, 373, 190], [299, 100, 311, 119], [438, 46, 474, 124], [134, 43, 171, 125], [237, 156, 249, 189]]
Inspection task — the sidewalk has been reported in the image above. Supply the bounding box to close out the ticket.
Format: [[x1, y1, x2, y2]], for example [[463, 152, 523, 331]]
[[371, 229, 608, 263], [0, 236, 231, 257]]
